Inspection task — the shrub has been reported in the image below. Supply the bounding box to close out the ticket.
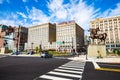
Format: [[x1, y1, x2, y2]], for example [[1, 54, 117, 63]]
[[113, 49, 120, 54], [48, 51, 70, 57]]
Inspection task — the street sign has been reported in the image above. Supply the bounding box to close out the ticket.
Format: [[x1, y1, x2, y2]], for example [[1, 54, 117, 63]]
[[56, 42, 62, 45]]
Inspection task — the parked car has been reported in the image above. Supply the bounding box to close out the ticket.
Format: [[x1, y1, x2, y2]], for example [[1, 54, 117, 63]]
[[41, 51, 53, 58], [27, 51, 34, 55], [12, 51, 20, 55]]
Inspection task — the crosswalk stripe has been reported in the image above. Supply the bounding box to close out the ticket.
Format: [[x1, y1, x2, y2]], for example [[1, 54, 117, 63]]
[[35, 61, 86, 80], [0, 56, 7, 58], [48, 71, 82, 78], [59, 66, 84, 71], [54, 68, 82, 74], [40, 75, 72, 80], [61, 66, 84, 69]]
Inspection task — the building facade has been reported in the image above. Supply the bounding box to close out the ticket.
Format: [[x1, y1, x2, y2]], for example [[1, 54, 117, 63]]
[[14, 26, 28, 51], [27, 21, 84, 52], [27, 23, 56, 50], [56, 21, 84, 52], [90, 16, 120, 50], [0, 25, 7, 48]]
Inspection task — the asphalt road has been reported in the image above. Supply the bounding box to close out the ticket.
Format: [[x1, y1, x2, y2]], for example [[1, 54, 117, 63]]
[[0, 56, 120, 80], [0, 56, 70, 80], [97, 62, 120, 69], [82, 62, 120, 80]]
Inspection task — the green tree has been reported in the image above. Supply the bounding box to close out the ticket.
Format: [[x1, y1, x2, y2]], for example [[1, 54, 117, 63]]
[[35, 47, 39, 53]]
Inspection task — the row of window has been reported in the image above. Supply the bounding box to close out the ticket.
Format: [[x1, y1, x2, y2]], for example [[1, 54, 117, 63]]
[[106, 44, 120, 48], [91, 18, 120, 24]]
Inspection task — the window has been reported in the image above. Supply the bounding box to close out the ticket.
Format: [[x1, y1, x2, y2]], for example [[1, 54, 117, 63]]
[[106, 45, 110, 47], [111, 45, 115, 47], [105, 29, 108, 31], [104, 20, 107, 22], [116, 44, 120, 47]]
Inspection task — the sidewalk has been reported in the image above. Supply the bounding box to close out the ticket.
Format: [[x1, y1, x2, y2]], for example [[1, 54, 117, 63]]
[[68, 55, 120, 63], [2, 54, 120, 63]]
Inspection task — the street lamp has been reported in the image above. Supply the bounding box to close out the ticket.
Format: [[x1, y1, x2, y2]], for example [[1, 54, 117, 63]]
[[86, 40, 90, 60], [31, 42, 34, 50], [72, 37, 73, 49]]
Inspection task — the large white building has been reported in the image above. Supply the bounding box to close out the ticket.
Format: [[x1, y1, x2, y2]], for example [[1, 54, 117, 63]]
[[27, 21, 84, 52], [28, 23, 56, 50], [56, 21, 84, 52]]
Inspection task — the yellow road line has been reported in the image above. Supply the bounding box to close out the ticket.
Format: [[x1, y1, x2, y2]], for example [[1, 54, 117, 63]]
[[96, 68, 120, 72]]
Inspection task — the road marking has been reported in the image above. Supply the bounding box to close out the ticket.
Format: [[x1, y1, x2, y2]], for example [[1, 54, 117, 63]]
[[40, 75, 72, 80], [0, 55, 7, 58], [59, 66, 84, 71], [34, 61, 85, 80], [92, 60, 100, 68], [96, 68, 120, 72], [54, 68, 82, 74], [98, 63, 120, 68], [62, 65, 84, 68], [92, 60, 120, 72], [48, 71, 82, 78]]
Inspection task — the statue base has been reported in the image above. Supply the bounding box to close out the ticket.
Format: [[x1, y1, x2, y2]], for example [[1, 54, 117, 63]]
[[87, 45, 106, 58], [0, 47, 9, 54]]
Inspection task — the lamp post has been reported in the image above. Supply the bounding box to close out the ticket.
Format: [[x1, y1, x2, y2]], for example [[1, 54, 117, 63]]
[[86, 40, 90, 60], [72, 37, 73, 49], [31, 42, 34, 50]]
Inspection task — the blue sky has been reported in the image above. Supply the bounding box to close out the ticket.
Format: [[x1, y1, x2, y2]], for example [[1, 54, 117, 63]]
[[0, 0, 120, 33]]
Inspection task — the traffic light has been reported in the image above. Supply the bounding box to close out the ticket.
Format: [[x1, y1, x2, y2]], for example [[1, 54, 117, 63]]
[[62, 41, 65, 44]]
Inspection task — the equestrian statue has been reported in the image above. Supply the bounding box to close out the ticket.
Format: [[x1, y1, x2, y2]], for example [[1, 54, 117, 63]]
[[88, 27, 107, 44]]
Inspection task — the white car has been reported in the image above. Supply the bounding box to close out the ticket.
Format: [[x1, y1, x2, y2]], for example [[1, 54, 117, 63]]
[[41, 51, 53, 58]]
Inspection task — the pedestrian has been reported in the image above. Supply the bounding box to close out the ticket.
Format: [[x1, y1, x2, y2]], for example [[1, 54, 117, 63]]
[[71, 49, 76, 57]]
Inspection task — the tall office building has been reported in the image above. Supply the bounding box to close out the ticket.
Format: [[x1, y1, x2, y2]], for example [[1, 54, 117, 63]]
[[56, 21, 84, 52], [27, 21, 84, 52], [90, 16, 120, 50], [28, 23, 56, 50]]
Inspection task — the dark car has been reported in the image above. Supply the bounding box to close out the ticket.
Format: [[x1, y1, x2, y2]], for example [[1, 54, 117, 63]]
[[41, 51, 53, 58], [12, 51, 20, 55], [27, 51, 34, 55]]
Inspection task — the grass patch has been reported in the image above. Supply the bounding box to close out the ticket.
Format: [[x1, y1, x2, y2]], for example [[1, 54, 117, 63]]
[[48, 51, 71, 57]]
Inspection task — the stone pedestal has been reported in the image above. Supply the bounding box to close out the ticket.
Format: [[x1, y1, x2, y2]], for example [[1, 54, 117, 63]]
[[88, 45, 106, 58], [0, 47, 9, 54]]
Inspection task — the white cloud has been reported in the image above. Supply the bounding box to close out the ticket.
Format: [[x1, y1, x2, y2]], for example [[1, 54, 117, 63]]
[[48, 0, 67, 21], [17, 12, 27, 18], [47, 0, 120, 34], [1, 0, 120, 35], [47, 0, 99, 32], [1, 20, 15, 26], [99, 3, 120, 18], [28, 7, 49, 25], [109, 3, 120, 17]]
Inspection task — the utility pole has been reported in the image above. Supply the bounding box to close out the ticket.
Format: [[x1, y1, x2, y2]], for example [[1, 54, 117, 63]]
[[16, 25, 20, 53]]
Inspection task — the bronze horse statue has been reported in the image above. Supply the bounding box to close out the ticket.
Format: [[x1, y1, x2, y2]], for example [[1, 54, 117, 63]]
[[89, 27, 107, 44]]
